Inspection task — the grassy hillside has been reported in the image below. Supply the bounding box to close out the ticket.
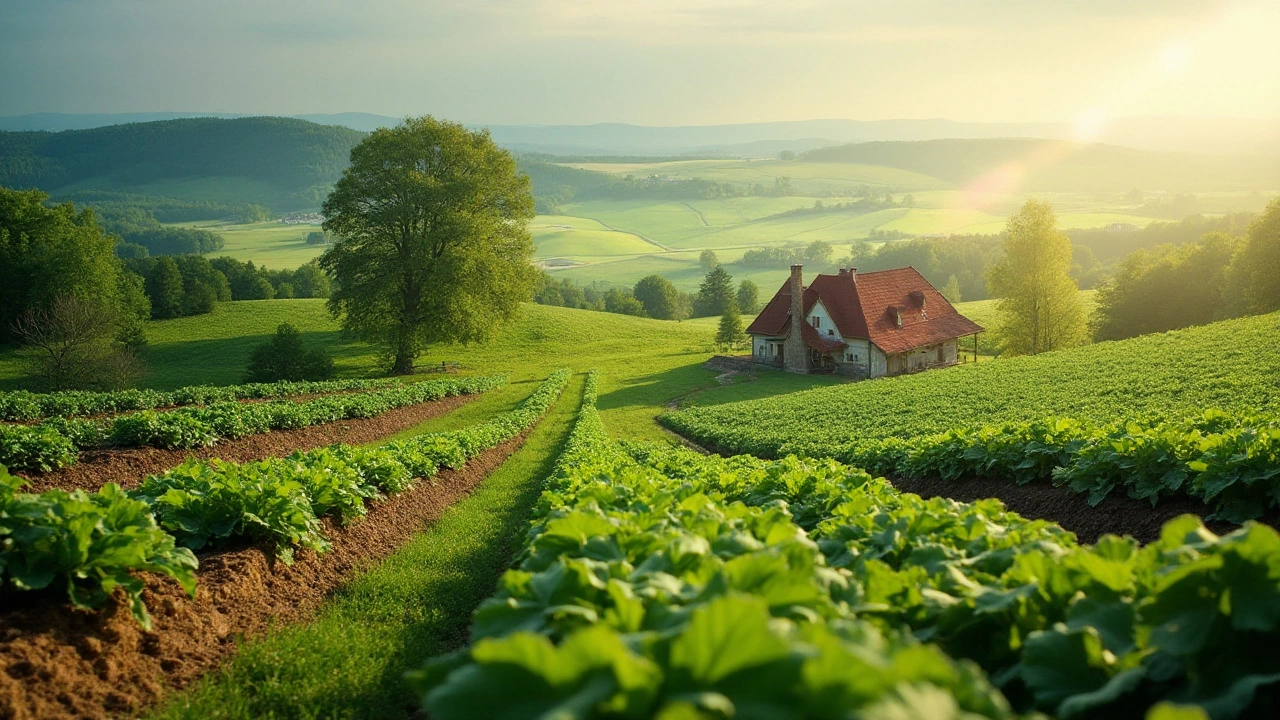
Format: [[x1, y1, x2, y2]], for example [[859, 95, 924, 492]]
[[0, 300, 836, 441], [664, 310, 1280, 455]]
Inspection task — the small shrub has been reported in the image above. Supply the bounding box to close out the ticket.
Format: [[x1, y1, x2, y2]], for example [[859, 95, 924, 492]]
[[244, 323, 335, 383]]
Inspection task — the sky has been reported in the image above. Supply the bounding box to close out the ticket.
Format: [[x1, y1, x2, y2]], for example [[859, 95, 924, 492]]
[[2, 0, 1279, 127]]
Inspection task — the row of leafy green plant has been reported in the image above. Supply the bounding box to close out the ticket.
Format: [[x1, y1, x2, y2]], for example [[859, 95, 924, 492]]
[[0, 377, 406, 422], [661, 311, 1280, 455], [669, 407, 1280, 523], [0, 370, 570, 628], [412, 374, 1277, 720], [0, 375, 506, 473]]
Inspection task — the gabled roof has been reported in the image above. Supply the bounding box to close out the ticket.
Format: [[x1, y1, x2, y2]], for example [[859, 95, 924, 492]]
[[746, 266, 984, 355]]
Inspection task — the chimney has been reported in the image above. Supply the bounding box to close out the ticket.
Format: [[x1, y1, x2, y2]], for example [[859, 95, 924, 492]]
[[851, 266, 857, 283], [789, 264, 804, 317], [784, 264, 809, 373]]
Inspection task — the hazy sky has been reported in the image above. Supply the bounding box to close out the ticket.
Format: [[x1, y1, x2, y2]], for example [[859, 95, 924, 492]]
[[2, 0, 1278, 126]]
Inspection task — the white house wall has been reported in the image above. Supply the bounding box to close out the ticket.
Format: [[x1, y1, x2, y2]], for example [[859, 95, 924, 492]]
[[870, 345, 888, 377], [806, 300, 843, 344]]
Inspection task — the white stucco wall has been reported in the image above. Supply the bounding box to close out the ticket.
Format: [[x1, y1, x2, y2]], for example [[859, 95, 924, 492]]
[[751, 334, 784, 361], [805, 300, 843, 344], [870, 345, 888, 378]]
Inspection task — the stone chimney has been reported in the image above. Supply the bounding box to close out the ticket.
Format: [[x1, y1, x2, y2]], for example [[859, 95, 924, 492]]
[[838, 267, 857, 283], [784, 264, 809, 373]]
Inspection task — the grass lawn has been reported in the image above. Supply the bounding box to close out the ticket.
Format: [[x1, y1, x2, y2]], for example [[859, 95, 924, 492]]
[[0, 299, 835, 442], [173, 220, 328, 269], [149, 373, 588, 719]]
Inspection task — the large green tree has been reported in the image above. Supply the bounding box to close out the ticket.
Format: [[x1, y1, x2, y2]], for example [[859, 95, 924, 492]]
[[694, 266, 736, 318], [320, 117, 537, 373], [987, 200, 1086, 355], [633, 274, 684, 320], [0, 188, 138, 344], [1224, 198, 1280, 316]]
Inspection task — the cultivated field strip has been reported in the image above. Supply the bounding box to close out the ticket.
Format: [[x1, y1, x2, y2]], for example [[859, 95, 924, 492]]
[[678, 409, 1280, 525], [0, 377, 407, 422], [0, 370, 568, 628], [0, 375, 506, 473], [410, 372, 1280, 720], [663, 311, 1280, 455]]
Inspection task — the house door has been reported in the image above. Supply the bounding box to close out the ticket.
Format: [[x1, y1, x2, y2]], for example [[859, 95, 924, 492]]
[[888, 354, 903, 375], [777, 345, 784, 363], [937, 345, 945, 363]]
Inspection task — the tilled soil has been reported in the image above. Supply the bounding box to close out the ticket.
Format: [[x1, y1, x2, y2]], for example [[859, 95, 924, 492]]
[[889, 475, 1243, 544], [17, 394, 477, 493], [0, 433, 527, 720]]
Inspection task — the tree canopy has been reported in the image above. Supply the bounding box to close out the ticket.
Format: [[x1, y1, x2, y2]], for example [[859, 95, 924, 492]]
[[633, 275, 685, 320], [987, 200, 1086, 356], [0, 187, 146, 345], [320, 117, 537, 374], [694, 266, 736, 318]]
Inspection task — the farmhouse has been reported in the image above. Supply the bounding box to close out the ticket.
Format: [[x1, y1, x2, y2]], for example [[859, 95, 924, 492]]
[[747, 264, 983, 378]]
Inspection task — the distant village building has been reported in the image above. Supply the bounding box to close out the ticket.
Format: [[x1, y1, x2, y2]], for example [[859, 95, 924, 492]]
[[746, 265, 983, 378]]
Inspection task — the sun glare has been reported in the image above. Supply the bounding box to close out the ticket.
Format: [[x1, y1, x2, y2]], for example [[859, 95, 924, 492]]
[[1158, 43, 1192, 75]]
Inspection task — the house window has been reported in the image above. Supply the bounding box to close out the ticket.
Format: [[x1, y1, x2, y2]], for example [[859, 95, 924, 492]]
[[828, 329, 834, 336], [811, 316, 820, 328]]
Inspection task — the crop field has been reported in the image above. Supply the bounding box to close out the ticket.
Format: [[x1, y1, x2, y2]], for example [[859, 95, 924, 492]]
[[4, 303, 1280, 718], [665, 310, 1280, 454], [399, 374, 1280, 719]]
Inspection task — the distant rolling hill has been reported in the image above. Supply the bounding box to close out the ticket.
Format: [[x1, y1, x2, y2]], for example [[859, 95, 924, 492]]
[[801, 138, 1280, 192], [0, 118, 1273, 218], [0, 117, 365, 211]]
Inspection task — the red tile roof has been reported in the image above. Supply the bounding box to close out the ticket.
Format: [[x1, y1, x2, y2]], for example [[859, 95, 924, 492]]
[[746, 266, 984, 356]]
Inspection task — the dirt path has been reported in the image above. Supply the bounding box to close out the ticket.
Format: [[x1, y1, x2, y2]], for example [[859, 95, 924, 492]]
[[0, 432, 530, 720], [17, 394, 478, 493], [591, 218, 673, 251]]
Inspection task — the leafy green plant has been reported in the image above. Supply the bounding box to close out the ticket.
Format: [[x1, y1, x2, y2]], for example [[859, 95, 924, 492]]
[[414, 374, 1280, 719], [0, 465, 198, 628], [0, 423, 78, 472]]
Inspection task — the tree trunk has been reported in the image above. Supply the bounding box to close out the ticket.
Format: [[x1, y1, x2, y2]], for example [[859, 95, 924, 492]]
[[391, 326, 416, 375]]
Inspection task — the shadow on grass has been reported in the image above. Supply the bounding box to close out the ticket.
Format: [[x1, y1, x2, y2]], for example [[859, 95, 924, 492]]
[[143, 331, 374, 388]]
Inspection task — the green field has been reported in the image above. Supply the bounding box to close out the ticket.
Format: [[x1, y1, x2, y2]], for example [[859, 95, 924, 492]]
[[0, 300, 836, 442], [663, 309, 1280, 456], [175, 220, 328, 269]]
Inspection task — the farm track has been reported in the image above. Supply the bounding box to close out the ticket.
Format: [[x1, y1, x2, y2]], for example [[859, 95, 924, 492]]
[[0, 431, 531, 720], [889, 474, 1247, 544], [16, 393, 478, 493]]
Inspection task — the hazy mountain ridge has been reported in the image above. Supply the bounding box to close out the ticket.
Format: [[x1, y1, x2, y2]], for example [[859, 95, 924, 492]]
[[3, 113, 1278, 157]]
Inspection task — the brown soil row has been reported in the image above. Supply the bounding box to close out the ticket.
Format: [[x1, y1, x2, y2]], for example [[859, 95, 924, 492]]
[[17, 393, 478, 494], [0, 432, 528, 720], [686, 438, 1249, 545], [889, 475, 1242, 544]]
